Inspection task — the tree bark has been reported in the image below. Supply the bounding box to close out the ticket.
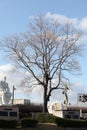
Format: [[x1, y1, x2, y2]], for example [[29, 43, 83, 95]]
[[43, 86, 48, 113]]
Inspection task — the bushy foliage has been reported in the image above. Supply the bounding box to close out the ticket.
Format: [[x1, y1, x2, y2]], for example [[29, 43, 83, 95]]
[[37, 113, 56, 123], [0, 119, 17, 128], [21, 118, 38, 128], [56, 117, 87, 127], [19, 112, 32, 119]]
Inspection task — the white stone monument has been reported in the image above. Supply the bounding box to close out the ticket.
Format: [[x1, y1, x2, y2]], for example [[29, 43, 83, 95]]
[[48, 101, 67, 118], [0, 77, 12, 105]]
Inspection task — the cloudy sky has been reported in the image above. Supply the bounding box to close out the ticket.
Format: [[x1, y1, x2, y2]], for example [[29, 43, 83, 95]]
[[0, 0, 87, 104]]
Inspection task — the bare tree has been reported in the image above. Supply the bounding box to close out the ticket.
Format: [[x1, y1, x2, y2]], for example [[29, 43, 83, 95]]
[[1, 15, 83, 112]]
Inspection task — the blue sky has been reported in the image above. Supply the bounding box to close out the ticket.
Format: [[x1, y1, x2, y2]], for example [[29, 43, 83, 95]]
[[0, 0, 87, 104]]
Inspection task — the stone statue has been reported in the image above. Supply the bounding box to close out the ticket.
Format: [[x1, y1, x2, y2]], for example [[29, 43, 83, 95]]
[[0, 76, 12, 105]]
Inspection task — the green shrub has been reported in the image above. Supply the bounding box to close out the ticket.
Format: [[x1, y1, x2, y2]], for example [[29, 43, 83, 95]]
[[0, 119, 17, 128], [19, 112, 32, 119], [56, 117, 87, 127], [21, 117, 38, 128], [37, 113, 56, 123]]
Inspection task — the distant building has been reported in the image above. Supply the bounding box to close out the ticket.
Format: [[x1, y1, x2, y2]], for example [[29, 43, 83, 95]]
[[0, 105, 19, 120], [13, 99, 30, 105]]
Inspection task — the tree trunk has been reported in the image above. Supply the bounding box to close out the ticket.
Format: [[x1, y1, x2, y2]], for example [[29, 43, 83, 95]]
[[43, 86, 48, 113]]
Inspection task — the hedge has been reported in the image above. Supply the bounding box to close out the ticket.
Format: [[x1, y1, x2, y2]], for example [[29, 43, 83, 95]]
[[56, 117, 87, 127], [0, 119, 17, 128], [37, 113, 56, 123], [21, 118, 38, 127]]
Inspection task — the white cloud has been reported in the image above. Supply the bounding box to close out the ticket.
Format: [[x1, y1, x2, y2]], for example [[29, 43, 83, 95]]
[[0, 64, 14, 81], [67, 82, 86, 104], [0, 64, 13, 72], [45, 12, 78, 25], [45, 12, 87, 32], [79, 18, 87, 31]]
